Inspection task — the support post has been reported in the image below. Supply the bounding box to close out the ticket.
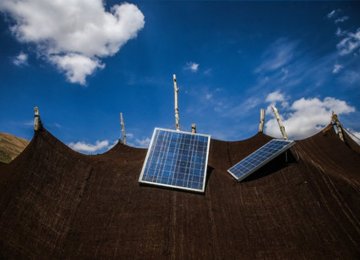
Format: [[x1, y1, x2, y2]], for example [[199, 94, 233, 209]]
[[271, 105, 288, 140], [331, 112, 344, 142], [34, 106, 41, 131], [120, 112, 127, 144], [258, 108, 265, 133], [173, 74, 180, 131], [191, 123, 197, 134]]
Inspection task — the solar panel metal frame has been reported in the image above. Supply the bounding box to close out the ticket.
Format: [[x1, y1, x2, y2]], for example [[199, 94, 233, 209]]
[[227, 139, 295, 182], [138, 127, 211, 193]]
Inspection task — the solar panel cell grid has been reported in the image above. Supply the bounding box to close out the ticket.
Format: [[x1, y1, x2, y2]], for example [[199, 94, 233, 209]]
[[139, 128, 211, 192], [228, 139, 295, 181]]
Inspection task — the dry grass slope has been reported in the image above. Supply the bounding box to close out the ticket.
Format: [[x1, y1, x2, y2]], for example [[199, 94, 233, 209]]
[[0, 133, 29, 163]]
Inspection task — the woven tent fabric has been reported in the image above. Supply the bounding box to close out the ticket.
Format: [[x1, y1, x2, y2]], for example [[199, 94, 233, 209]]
[[0, 127, 359, 259]]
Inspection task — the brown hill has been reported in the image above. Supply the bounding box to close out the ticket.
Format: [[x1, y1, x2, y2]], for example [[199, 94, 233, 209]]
[[0, 127, 359, 258], [0, 132, 29, 163]]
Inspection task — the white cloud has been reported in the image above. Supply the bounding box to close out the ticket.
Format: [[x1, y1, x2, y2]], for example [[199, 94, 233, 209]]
[[126, 133, 134, 139], [49, 54, 105, 85], [13, 52, 28, 66], [351, 131, 360, 142], [135, 137, 151, 148], [205, 93, 213, 100], [327, 10, 359, 56], [0, 0, 145, 85], [251, 37, 343, 95], [185, 62, 199, 72], [335, 16, 349, 24], [265, 90, 289, 108], [345, 129, 360, 145], [337, 28, 360, 56], [327, 10, 337, 19], [255, 38, 297, 73], [327, 9, 347, 23], [327, 9, 347, 22], [265, 96, 355, 139], [336, 27, 346, 37], [108, 139, 119, 150], [125, 133, 150, 148], [265, 90, 285, 103], [68, 140, 110, 153], [332, 63, 343, 74], [354, 131, 360, 139]]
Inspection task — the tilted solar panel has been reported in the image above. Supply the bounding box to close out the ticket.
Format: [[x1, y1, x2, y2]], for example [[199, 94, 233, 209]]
[[139, 128, 211, 192], [227, 139, 295, 181]]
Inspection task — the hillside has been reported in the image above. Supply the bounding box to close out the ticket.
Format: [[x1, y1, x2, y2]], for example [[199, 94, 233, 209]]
[[0, 133, 29, 163]]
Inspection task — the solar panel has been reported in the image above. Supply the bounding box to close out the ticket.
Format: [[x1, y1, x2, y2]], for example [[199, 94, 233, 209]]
[[139, 128, 211, 192], [227, 139, 295, 181]]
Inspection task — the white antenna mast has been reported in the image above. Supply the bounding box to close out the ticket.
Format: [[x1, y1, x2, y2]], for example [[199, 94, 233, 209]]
[[120, 112, 127, 144], [271, 105, 288, 140], [173, 74, 180, 131], [258, 108, 265, 133]]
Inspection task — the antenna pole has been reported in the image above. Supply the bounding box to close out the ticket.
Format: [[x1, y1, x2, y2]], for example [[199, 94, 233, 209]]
[[258, 108, 265, 133], [34, 106, 41, 131], [173, 74, 180, 131], [120, 112, 127, 144], [271, 105, 288, 140]]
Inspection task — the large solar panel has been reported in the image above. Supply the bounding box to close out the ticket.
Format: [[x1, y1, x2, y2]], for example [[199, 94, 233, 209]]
[[227, 139, 295, 181], [139, 128, 211, 192]]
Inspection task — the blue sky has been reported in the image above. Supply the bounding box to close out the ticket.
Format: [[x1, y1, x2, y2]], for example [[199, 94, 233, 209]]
[[1, 1, 360, 153]]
